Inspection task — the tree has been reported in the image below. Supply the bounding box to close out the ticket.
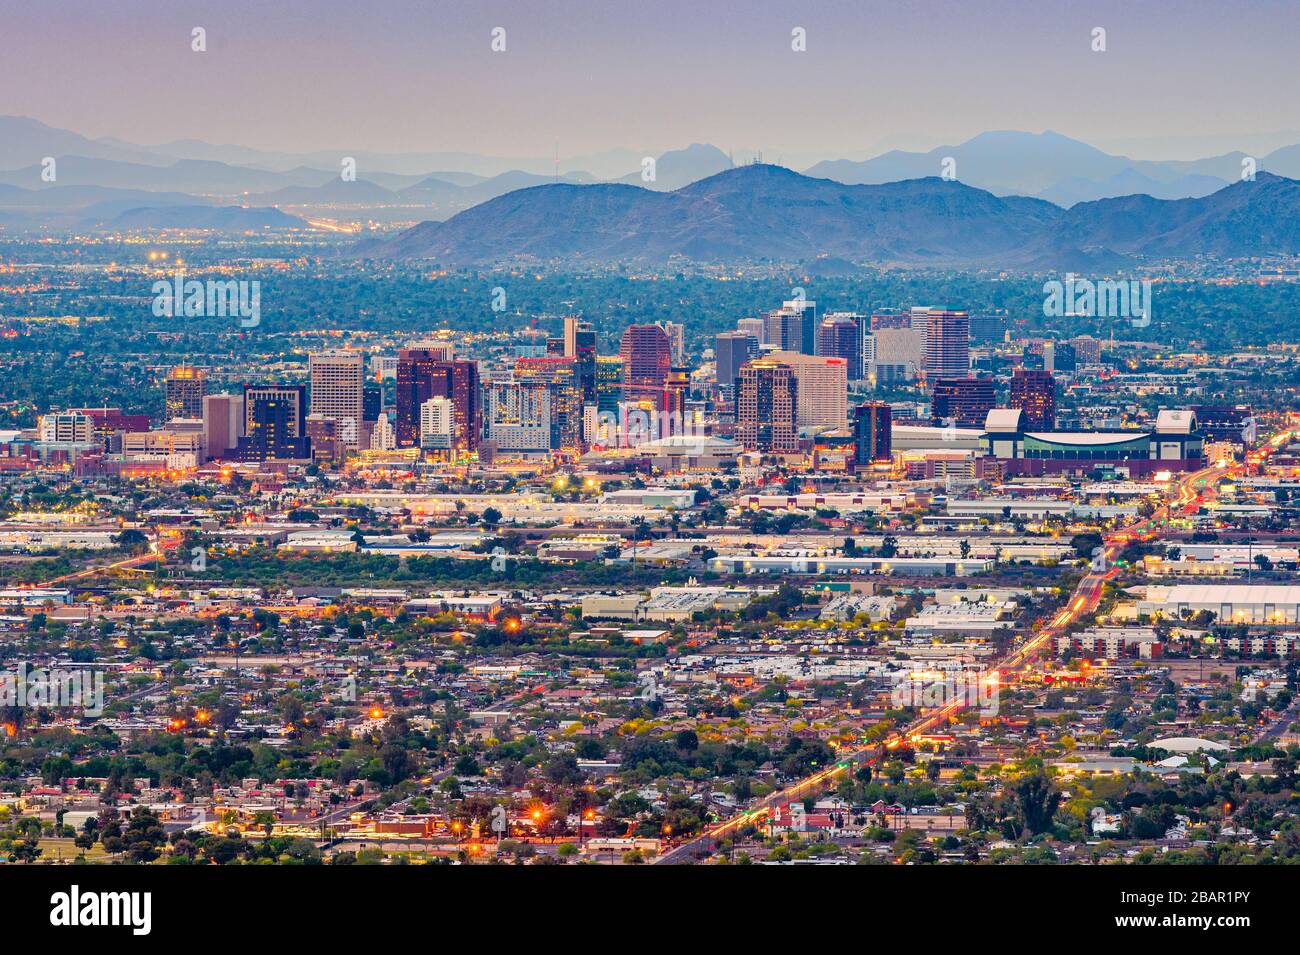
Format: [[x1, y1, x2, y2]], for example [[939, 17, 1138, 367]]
[[1013, 773, 1061, 836]]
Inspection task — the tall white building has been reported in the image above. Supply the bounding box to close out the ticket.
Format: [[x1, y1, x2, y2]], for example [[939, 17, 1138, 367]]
[[309, 350, 365, 449], [419, 397, 454, 451], [369, 414, 396, 451], [486, 381, 551, 452], [768, 351, 848, 429]]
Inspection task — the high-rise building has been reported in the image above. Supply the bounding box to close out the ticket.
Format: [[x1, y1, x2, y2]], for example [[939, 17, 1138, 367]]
[[922, 310, 971, 380], [363, 385, 382, 422], [872, 327, 925, 383], [235, 384, 309, 462], [516, 355, 582, 449], [395, 350, 481, 452], [308, 350, 365, 449], [738, 358, 799, 454], [765, 299, 817, 354], [395, 347, 442, 447], [305, 415, 342, 463], [1046, 341, 1077, 374], [596, 355, 624, 414], [619, 324, 672, 408], [853, 401, 892, 466], [419, 397, 454, 452], [165, 367, 207, 421], [1010, 369, 1057, 430], [660, 321, 686, 364], [931, 376, 995, 429], [736, 317, 766, 345], [1071, 335, 1102, 365], [769, 351, 848, 429], [563, 317, 598, 403], [369, 414, 396, 451], [715, 331, 759, 400], [817, 315, 863, 380], [969, 313, 1004, 342], [486, 380, 553, 452], [202, 393, 244, 461]]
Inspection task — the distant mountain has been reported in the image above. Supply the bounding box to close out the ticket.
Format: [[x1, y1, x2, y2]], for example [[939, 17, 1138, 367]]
[[0, 155, 332, 195], [614, 144, 734, 190], [359, 165, 1300, 268], [803, 130, 1249, 206], [250, 178, 399, 205], [108, 205, 307, 231], [0, 116, 169, 169], [1039, 169, 1227, 208], [1045, 171, 1300, 260], [357, 164, 1061, 266]]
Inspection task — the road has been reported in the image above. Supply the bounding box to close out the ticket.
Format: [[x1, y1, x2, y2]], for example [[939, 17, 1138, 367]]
[[656, 458, 1240, 864]]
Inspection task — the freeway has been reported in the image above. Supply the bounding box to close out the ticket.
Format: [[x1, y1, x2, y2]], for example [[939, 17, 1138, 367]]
[[656, 458, 1240, 864]]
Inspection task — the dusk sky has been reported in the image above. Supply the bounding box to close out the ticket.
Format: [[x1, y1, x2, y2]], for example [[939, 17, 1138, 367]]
[[1, 0, 1297, 163]]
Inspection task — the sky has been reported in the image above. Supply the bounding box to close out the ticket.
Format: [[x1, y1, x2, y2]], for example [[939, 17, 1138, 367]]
[[1, 0, 1296, 164]]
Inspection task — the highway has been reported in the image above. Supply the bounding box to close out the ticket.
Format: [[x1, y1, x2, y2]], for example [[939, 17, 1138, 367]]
[[656, 456, 1244, 864]]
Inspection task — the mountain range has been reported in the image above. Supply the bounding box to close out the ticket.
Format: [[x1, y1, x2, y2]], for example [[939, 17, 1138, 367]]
[[6, 116, 1300, 262], [356, 165, 1300, 269]]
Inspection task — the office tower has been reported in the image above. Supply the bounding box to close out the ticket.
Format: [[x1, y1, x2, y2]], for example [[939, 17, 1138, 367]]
[[1047, 341, 1077, 374], [516, 355, 582, 448], [769, 351, 849, 429], [662, 369, 691, 425], [619, 324, 672, 408], [659, 321, 686, 364], [419, 397, 454, 452], [596, 355, 624, 414], [165, 367, 207, 421], [817, 315, 863, 380], [235, 384, 309, 462], [969, 313, 1003, 342], [715, 330, 759, 400], [395, 349, 481, 452], [871, 327, 925, 383], [369, 414, 396, 451], [1071, 335, 1102, 365], [765, 299, 817, 354], [853, 401, 892, 465], [1010, 369, 1057, 429], [202, 393, 244, 461], [563, 317, 598, 403], [396, 348, 441, 446], [305, 415, 342, 463], [309, 350, 365, 449], [861, 333, 877, 379], [738, 358, 799, 453], [486, 380, 553, 452], [363, 385, 382, 422], [737, 317, 766, 345], [930, 376, 995, 429], [922, 310, 971, 380]]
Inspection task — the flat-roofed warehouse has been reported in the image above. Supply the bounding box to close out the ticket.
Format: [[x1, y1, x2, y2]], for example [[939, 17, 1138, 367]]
[[1139, 584, 1300, 624]]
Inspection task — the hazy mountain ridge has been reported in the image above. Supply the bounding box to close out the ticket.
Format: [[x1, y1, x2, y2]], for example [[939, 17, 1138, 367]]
[[358, 166, 1300, 268]]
